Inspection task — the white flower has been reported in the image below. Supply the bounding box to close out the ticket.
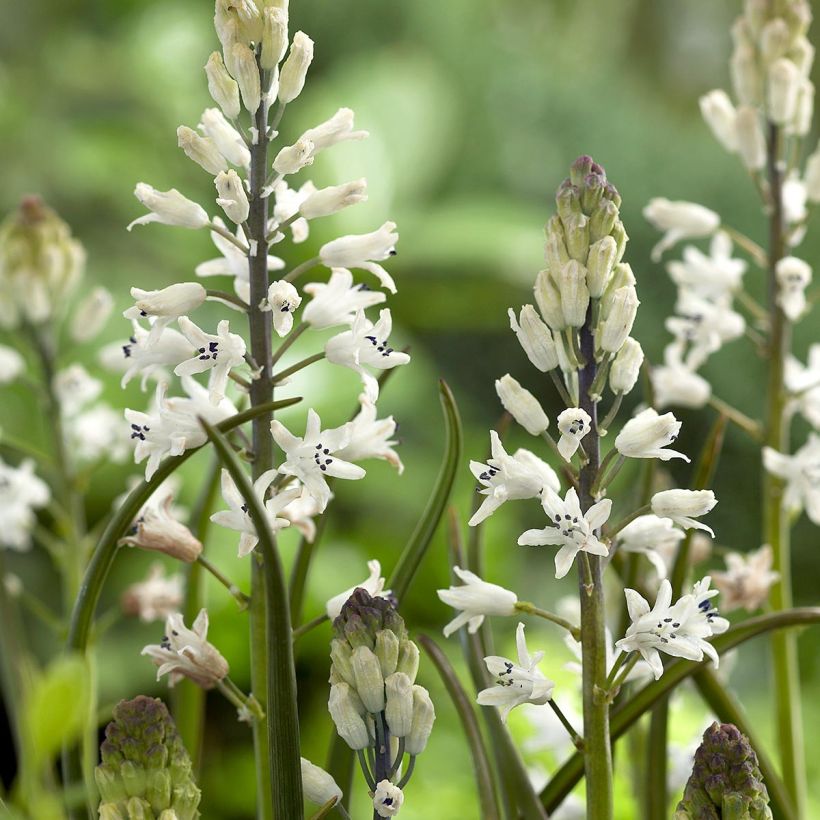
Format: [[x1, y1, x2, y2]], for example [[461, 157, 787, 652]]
[[651, 344, 712, 410], [615, 578, 728, 680], [326, 559, 391, 620], [0, 457, 50, 551], [128, 184, 209, 231], [699, 89, 738, 152], [712, 545, 780, 613], [0, 344, 24, 384], [667, 232, 746, 301], [298, 107, 369, 155], [264, 280, 302, 337], [278, 31, 314, 103], [734, 106, 766, 171], [775, 256, 811, 320], [204, 52, 241, 120], [199, 108, 250, 168], [616, 515, 685, 578], [70, 286, 114, 343], [273, 138, 315, 175], [121, 563, 184, 623], [437, 566, 517, 637], [597, 285, 639, 354], [125, 282, 207, 346], [518, 487, 612, 579], [508, 305, 559, 372], [643, 198, 720, 262], [763, 434, 820, 523], [103, 321, 193, 389], [615, 407, 689, 462], [230, 42, 261, 114], [805, 145, 820, 203], [215, 170, 250, 225], [609, 338, 644, 396], [176, 125, 228, 176], [667, 291, 745, 370], [325, 309, 410, 402], [141, 609, 229, 688], [319, 222, 399, 294], [270, 409, 366, 512], [556, 408, 592, 460], [334, 395, 403, 473], [650, 489, 717, 536], [477, 622, 554, 722], [271, 179, 314, 243], [785, 344, 820, 428], [468, 430, 559, 526], [782, 174, 808, 231], [69, 404, 131, 465], [372, 780, 404, 818], [301, 758, 342, 808], [53, 363, 102, 417], [175, 317, 247, 405], [768, 58, 801, 125], [300, 179, 368, 219], [302, 268, 386, 330]]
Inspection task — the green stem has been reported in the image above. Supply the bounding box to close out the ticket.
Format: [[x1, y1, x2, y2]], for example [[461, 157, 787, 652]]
[[598, 393, 623, 435], [196, 554, 250, 609], [605, 504, 651, 540], [514, 601, 580, 640], [707, 395, 761, 441], [548, 700, 584, 749], [272, 351, 325, 383], [292, 612, 328, 640], [271, 321, 308, 367], [645, 703, 668, 819], [283, 256, 320, 283], [549, 369, 574, 407]]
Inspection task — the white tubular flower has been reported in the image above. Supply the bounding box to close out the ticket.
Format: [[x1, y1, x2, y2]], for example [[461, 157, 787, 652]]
[[230, 42, 261, 114], [384, 673, 414, 737], [299, 107, 369, 155], [534, 269, 565, 331], [763, 434, 820, 523], [325, 309, 410, 402], [651, 344, 712, 410], [615, 408, 688, 462], [174, 317, 247, 405], [70, 286, 114, 343], [437, 566, 517, 637], [261, 7, 289, 70], [373, 781, 404, 818], [468, 430, 560, 527], [326, 559, 390, 620], [301, 758, 342, 809], [477, 623, 555, 722], [264, 280, 301, 336], [614, 578, 728, 680], [805, 145, 820, 203], [279, 486, 322, 542], [302, 269, 386, 330], [597, 285, 639, 354], [767, 58, 801, 125], [775, 256, 811, 320], [128, 184, 209, 231], [667, 231, 746, 301], [210, 468, 300, 557], [126, 282, 207, 346], [651, 489, 717, 536], [141, 609, 229, 688], [319, 221, 399, 294], [0, 458, 50, 551], [205, 52, 241, 119], [782, 173, 808, 229], [177, 126, 228, 176], [518, 487, 612, 579], [712, 544, 780, 613], [334, 395, 403, 473], [616, 515, 685, 578], [270, 179, 313, 243], [495, 374, 549, 436], [785, 345, 820, 428], [509, 305, 559, 372], [272, 138, 315, 176], [406, 685, 435, 754], [271, 408, 366, 512], [0, 344, 24, 384], [106, 321, 193, 389], [121, 563, 184, 623], [299, 179, 368, 219], [556, 407, 592, 461], [555, 260, 590, 328], [278, 31, 314, 103], [643, 198, 720, 262], [609, 338, 644, 396], [215, 170, 250, 225], [791, 76, 814, 137], [328, 682, 370, 750], [214, 0, 262, 46], [699, 89, 738, 152], [199, 108, 251, 168], [734, 106, 766, 171]]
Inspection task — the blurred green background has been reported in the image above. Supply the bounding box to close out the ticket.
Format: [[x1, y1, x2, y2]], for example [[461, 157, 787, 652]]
[[1, 0, 819, 817]]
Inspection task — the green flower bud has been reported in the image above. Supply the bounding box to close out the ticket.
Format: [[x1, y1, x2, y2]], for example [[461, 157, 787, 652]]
[[586, 236, 618, 298], [405, 685, 436, 756], [597, 285, 639, 354], [563, 213, 590, 262], [330, 638, 357, 686], [260, 7, 288, 70], [556, 182, 581, 223], [351, 645, 386, 713], [555, 260, 590, 328], [589, 199, 618, 242], [375, 629, 400, 678], [396, 639, 420, 682], [328, 682, 370, 750], [581, 173, 606, 213], [384, 673, 414, 737], [569, 154, 594, 186], [534, 269, 566, 331]]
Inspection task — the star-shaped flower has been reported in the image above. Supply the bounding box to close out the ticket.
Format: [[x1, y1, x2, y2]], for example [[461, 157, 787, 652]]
[[302, 268, 386, 330], [437, 566, 517, 637]]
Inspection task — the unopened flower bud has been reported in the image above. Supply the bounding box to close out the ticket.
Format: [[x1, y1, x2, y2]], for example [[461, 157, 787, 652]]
[[761, 18, 791, 62], [589, 199, 618, 243], [789, 36, 814, 76], [731, 43, 762, 105], [215, 170, 250, 225], [373, 781, 404, 818], [261, 7, 288, 69], [734, 106, 766, 171], [597, 285, 639, 354], [405, 685, 435, 755], [610, 220, 628, 262], [301, 758, 342, 808], [586, 236, 617, 298], [70, 286, 113, 343], [216, 0, 263, 45], [278, 32, 314, 103], [330, 639, 356, 687], [300, 179, 368, 219], [375, 629, 400, 678], [495, 374, 549, 435], [273, 138, 315, 175], [351, 645, 385, 713], [767, 58, 801, 125], [130, 282, 207, 320], [199, 108, 250, 168], [581, 173, 606, 213], [177, 126, 227, 176], [609, 337, 644, 395], [205, 52, 241, 119], [570, 154, 594, 185], [384, 672, 414, 737], [231, 42, 261, 114], [328, 682, 370, 750], [533, 269, 566, 331], [544, 216, 569, 272], [119, 492, 203, 562], [508, 305, 558, 372], [805, 145, 820, 202], [562, 212, 589, 263], [556, 183, 581, 223], [790, 77, 814, 136], [555, 260, 590, 328], [396, 639, 419, 682], [651, 489, 717, 534], [129, 185, 209, 231], [699, 89, 738, 153], [616, 407, 686, 462]]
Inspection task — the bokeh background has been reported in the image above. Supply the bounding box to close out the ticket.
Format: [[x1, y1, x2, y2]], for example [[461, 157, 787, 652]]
[[1, 0, 819, 817]]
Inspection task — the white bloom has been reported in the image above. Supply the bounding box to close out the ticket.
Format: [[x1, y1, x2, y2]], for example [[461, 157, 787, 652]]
[[279, 486, 323, 542], [712, 544, 780, 613], [495, 374, 549, 436], [616, 515, 685, 578], [326, 559, 390, 620], [615, 578, 728, 680], [468, 430, 559, 526], [128, 184, 209, 231], [121, 563, 184, 623], [141, 609, 229, 688], [264, 280, 301, 337], [271, 179, 314, 243], [302, 268, 386, 329], [785, 344, 820, 428], [334, 395, 403, 472], [699, 89, 738, 152], [597, 285, 639, 354], [437, 566, 517, 637], [204, 52, 241, 120], [734, 106, 766, 171], [805, 144, 820, 203], [103, 321, 193, 389], [199, 108, 251, 168], [69, 404, 131, 465], [230, 42, 261, 114], [643, 198, 720, 262], [210, 468, 300, 557], [615, 407, 689, 462], [272, 138, 315, 176], [300, 179, 368, 219], [508, 305, 559, 372], [298, 107, 368, 155], [70, 286, 114, 343], [775, 256, 811, 320], [319, 222, 399, 294], [373, 780, 404, 818], [651, 344, 712, 410], [176, 125, 228, 176], [477, 622, 554, 722], [782, 175, 808, 230], [518, 487, 612, 579], [301, 758, 342, 808], [767, 57, 801, 125], [175, 317, 247, 405], [556, 407, 592, 460], [270, 408, 366, 512], [763, 434, 820, 523], [667, 291, 745, 370], [651, 489, 717, 536], [215, 170, 250, 225], [278, 31, 314, 103], [554, 260, 590, 328], [667, 232, 746, 301], [0, 344, 24, 384], [325, 309, 410, 401], [0, 458, 50, 551], [53, 363, 102, 416], [260, 7, 288, 70], [609, 338, 644, 396], [125, 282, 207, 346]]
